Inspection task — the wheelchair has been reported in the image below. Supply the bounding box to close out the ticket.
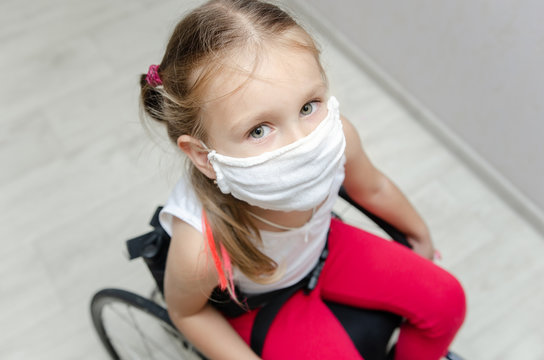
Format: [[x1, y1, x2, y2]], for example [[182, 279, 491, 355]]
[[90, 187, 464, 360]]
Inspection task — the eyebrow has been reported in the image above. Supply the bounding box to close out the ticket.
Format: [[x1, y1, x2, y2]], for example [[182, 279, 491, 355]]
[[230, 81, 328, 135]]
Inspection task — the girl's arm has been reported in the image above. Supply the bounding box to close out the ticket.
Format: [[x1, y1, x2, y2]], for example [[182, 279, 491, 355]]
[[341, 116, 435, 260], [164, 217, 260, 360]]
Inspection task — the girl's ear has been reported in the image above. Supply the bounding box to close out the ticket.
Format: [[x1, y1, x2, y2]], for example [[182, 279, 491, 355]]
[[177, 135, 216, 179]]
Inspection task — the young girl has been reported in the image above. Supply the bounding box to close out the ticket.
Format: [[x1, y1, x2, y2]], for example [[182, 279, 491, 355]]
[[140, 1, 466, 359]]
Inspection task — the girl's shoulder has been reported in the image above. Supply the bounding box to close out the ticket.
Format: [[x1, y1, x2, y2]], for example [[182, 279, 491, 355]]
[[164, 215, 218, 316], [159, 173, 203, 237], [161, 175, 218, 306]]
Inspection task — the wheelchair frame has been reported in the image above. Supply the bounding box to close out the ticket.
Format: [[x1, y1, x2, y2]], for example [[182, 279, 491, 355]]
[[90, 187, 463, 360]]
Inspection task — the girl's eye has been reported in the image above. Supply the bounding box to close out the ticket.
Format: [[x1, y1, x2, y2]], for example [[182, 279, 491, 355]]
[[249, 124, 272, 139], [300, 101, 318, 116]]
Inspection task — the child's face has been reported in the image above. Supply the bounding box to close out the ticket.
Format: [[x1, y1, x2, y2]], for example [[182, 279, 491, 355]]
[[201, 44, 328, 158]]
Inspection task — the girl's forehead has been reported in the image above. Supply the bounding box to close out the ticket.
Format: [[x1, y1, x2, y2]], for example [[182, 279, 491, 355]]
[[203, 45, 324, 104]]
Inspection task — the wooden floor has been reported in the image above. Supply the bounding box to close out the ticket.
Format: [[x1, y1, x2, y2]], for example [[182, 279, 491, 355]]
[[1, 1, 543, 359]]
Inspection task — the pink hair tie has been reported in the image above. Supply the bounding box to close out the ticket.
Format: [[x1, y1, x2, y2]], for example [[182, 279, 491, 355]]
[[145, 64, 162, 87]]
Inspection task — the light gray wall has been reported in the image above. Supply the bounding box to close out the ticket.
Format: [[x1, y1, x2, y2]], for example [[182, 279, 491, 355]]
[[293, 0, 544, 220]]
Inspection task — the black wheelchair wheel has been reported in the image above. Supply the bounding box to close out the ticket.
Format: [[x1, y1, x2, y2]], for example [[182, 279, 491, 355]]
[[90, 288, 206, 360]]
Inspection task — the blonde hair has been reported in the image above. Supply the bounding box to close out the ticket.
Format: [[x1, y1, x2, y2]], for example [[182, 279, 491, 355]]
[[140, 0, 324, 297]]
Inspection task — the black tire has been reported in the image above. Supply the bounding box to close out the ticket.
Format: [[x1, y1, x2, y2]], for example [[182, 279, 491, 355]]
[[90, 288, 206, 360]]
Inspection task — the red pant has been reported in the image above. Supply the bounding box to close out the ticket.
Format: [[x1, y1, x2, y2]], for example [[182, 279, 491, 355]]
[[228, 218, 466, 360]]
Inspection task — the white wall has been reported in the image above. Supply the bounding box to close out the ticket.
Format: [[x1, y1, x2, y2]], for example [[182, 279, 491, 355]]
[[293, 0, 544, 225]]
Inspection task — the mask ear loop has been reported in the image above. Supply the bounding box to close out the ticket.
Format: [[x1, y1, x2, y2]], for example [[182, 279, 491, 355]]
[[199, 141, 218, 185], [199, 140, 211, 152]]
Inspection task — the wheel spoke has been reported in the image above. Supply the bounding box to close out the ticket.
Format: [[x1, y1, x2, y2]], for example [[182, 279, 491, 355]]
[[127, 305, 156, 359], [103, 303, 182, 359]]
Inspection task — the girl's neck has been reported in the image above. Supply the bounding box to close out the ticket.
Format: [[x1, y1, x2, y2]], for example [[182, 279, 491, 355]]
[[247, 201, 324, 232]]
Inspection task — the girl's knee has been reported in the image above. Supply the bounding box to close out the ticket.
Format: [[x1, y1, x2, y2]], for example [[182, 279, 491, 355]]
[[443, 275, 466, 325], [424, 272, 466, 337]]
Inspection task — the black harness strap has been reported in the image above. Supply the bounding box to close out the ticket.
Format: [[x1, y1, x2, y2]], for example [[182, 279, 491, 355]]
[[210, 242, 329, 356], [249, 242, 329, 356], [249, 279, 307, 355]]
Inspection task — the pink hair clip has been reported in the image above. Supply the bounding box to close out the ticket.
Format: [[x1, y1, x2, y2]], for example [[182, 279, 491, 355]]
[[146, 64, 162, 87]]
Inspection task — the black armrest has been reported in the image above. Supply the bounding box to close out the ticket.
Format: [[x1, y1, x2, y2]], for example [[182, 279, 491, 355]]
[[338, 186, 412, 249]]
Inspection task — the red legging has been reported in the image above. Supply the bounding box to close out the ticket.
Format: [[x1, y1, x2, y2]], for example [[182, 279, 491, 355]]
[[228, 218, 466, 360]]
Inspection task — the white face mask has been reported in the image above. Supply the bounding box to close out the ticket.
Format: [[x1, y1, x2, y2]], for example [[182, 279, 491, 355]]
[[203, 96, 346, 211]]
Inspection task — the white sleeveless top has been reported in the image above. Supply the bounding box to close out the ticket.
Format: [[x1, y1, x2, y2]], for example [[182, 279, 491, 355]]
[[159, 156, 345, 295]]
